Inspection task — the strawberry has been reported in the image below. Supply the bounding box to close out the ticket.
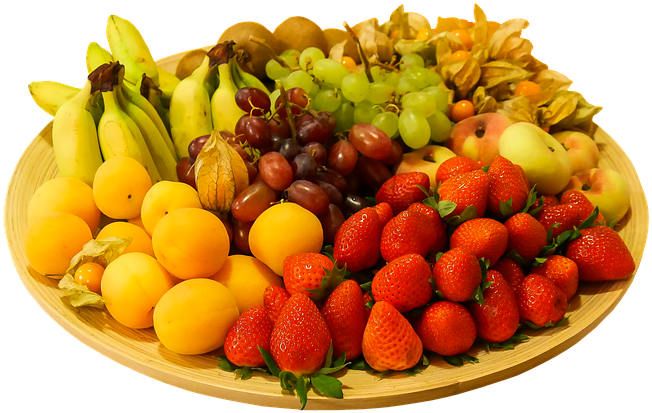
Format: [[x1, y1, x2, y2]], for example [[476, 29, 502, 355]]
[[487, 155, 530, 216], [564, 225, 635, 282], [435, 155, 481, 184], [263, 285, 291, 324], [361, 301, 423, 372], [270, 293, 332, 376], [380, 210, 439, 262], [407, 202, 448, 253], [537, 203, 581, 239], [491, 258, 525, 292], [415, 301, 476, 356], [516, 274, 568, 327], [449, 218, 508, 267], [282, 252, 346, 301], [333, 207, 382, 272], [530, 194, 560, 220], [530, 255, 579, 300], [467, 270, 520, 342], [320, 280, 367, 361], [437, 169, 490, 219], [224, 305, 274, 367], [560, 189, 606, 225], [371, 253, 433, 313], [362, 291, 373, 318], [432, 247, 482, 302], [373, 202, 393, 227], [375, 172, 430, 214], [504, 212, 548, 261]]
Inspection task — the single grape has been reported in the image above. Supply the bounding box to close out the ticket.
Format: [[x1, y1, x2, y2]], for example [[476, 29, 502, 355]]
[[318, 203, 345, 244], [381, 139, 404, 165], [348, 123, 392, 160], [230, 143, 250, 162], [312, 58, 350, 88], [427, 70, 442, 87], [401, 91, 438, 118], [278, 138, 302, 161], [280, 49, 301, 59], [343, 194, 374, 215], [422, 86, 450, 112], [232, 219, 254, 255], [271, 133, 284, 151], [366, 82, 395, 105], [426, 110, 453, 143], [315, 168, 347, 194], [282, 71, 314, 96], [399, 53, 425, 70], [268, 116, 290, 139], [235, 114, 251, 138], [187, 134, 210, 163], [296, 117, 329, 145], [328, 140, 359, 176], [275, 87, 309, 118], [303, 142, 327, 165], [402, 65, 431, 90], [235, 87, 271, 116], [245, 160, 258, 183], [371, 111, 399, 139], [269, 89, 282, 111], [396, 76, 420, 95], [288, 180, 330, 216], [316, 111, 337, 134], [353, 100, 382, 124], [341, 73, 370, 103], [384, 71, 400, 87], [292, 152, 318, 181], [314, 181, 343, 208], [299, 47, 326, 71], [265, 59, 291, 80], [398, 108, 431, 149], [313, 88, 342, 113], [176, 157, 195, 189], [258, 151, 294, 190], [333, 99, 356, 133], [231, 180, 278, 222], [370, 66, 387, 82], [355, 156, 392, 189], [308, 82, 320, 99], [243, 116, 272, 150]]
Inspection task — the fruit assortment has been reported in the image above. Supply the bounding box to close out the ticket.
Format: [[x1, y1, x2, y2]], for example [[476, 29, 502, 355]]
[[21, 4, 640, 410]]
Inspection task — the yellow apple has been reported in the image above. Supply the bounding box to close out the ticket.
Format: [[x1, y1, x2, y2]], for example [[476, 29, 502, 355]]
[[498, 122, 572, 195], [445, 113, 513, 165], [394, 144, 456, 187], [553, 130, 600, 175], [562, 168, 631, 224]]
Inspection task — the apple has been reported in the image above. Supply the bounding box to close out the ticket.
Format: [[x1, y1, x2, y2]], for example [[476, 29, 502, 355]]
[[394, 144, 457, 187], [498, 122, 572, 195], [445, 112, 513, 165], [553, 130, 600, 175], [562, 168, 631, 224]]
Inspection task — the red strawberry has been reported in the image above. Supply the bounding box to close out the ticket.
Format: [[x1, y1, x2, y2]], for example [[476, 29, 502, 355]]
[[537, 203, 581, 239], [380, 210, 439, 262], [491, 258, 525, 292], [263, 285, 291, 324], [371, 253, 433, 313], [449, 218, 508, 267], [361, 301, 423, 372], [504, 212, 548, 261], [375, 172, 430, 214], [415, 301, 476, 356], [560, 189, 606, 225], [224, 305, 275, 367], [437, 169, 490, 219], [333, 207, 382, 272], [467, 270, 520, 343], [435, 156, 481, 184], [516, 274, 568, 327], [407, 202, 448, 253], [270, 293, 332, 376], [283, 252, 339, 300], [320, 280, 367, 361], [530, 255, 579, 300], [373, 202, 393, 227], [530, 194, 560, 220], [432, 248, 482, 302], [487, 155, 530, 216], [564, 225, 635, 282]]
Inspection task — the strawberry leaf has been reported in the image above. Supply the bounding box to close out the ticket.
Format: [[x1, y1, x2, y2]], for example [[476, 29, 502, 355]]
[[296, 376, 309, 410], [415, 184, 431, 198], [522, 185, 540, 214], [279, 370, 297, 391], [323, 342, 334, 369], [578, 206, 599, 230], [442, 353, 479, 367], [437, 200, 457, 218], [259, 346, 281, 377], [482, 331, 530, 351], [347, 356, 372, 371], [523, 316, 569, 330], [321, 245, 335, 262], [532, 257, 547, 266], [311, 375, 343, 399], [505, 249, 529, 267], [470, 258, 491, 305], [216, 356, 237, 372], [499, 197, 514, 218], [359, 281, 372, 292], [235, 367, 253, 380], [306, 263, 348, 302]]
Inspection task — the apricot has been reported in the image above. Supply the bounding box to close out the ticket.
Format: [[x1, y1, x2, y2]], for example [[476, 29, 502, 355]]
[[93, 156, 152, 219], [153, 278, 239, 355], [140, 180, 202, 236], [152, 208, 230, 280], [96, 221, 155, 257], [25, 212, 93, 275], [101, 252, 176, 329], [127, 215, 147, 231], [28, 177, 100, 234], [210, 254, 283, 313], [249, 202, 323, 275]]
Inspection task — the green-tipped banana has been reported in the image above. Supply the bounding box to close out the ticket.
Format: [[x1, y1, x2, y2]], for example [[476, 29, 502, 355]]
[[86, 42, 113, 73], [233, 60, 270, 94], [117, 87, 178, 182], [29, 81, 81, 116], [106, 15, 159, 86], [51, 80, 104, 186], [140, 75, 170, 132], [230, 60, 247, 90], [169, 55, 216, 158], [211, 42, 246, 134], [157, 65, 180, 105]]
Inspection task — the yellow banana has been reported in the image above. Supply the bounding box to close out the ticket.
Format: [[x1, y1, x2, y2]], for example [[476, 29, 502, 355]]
[[29, 81, 80, 116], [106, 15, 159, 86], [116, 87, 178, 182], [51, 80, 104, 186], [210, 42, 246, 134], [156, 65, 180, 105], [169, 54, 216, 158], [230, 60, 247, 90], [140, 75, 170, 132], [98, 83, 162, 183], [86, 42, 113, 74]]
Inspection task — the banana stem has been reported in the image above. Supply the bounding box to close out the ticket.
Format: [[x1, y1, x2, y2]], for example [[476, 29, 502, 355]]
[[343, 22, 374, 83]]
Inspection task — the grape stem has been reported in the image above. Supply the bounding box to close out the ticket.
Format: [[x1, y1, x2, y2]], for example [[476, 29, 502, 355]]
[[343, 22, 374, 83], [249, 36, 297, 71], [275, 80, 298, 140]]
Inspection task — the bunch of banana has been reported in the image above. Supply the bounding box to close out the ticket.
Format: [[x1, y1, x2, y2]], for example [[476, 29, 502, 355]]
[[210, 41, 247, 136]]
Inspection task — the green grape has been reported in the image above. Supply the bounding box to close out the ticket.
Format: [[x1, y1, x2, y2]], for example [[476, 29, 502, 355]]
[[422, 86, 450, 112], [282, 70, 314, 95], [396, 76, 420, 95], [401, 91, 437, 118], [370, 65, 387, 82], [308, 82, 320, 98], [366, 81, 395, 104], [299, 47, 326, 71], [385, 71, 400, 87], [426, 110, 452, 143], [372, 111, 399, 139], [341, 73, 370, 103], [353, 100, 382, 124], [265, 59, 291, 80], [398, 108, 431, 149], [269, 88, 282, 111], [281, 49, 301, 59], [313, 58, 350, 88], [427, 70, 442, 86], [402, 65, 430, 90], [399, 53, 425, 70], [313, 88, 342, 112], [333, 98, 356, 133]]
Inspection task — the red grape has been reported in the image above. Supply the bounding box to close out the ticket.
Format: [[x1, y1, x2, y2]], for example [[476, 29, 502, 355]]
[[176, 157, 195, 189], [328, 140, 358, 176], [303, 142, 327, 165], [245, 161, 258, 183], [278, 138, 302, 161], [288, 180, 330, 216], [315, 180, 343, 207], [355, 156, 392, 189], [275, 87, 309, 118], [259, 151, 293, 190], [268, 116, 290, 139], [232, 219, 253, 255], [381, 139, 404, 165], [188, 134, 210, 163], [318, 203, 345, 244], [291, 153, 318, 181], [235, 114, 251, 137], [344, 194, 373, 215], [230, 143, 250, 162], [315, 169, 347, 194], [244, 116, 272, 150], [348, 123, 392, 160], [231, 180, 277, 222], [235, 86, 271, 116]]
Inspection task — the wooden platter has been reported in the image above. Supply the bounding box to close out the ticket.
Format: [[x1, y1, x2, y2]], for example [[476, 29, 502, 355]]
[[4, 51, 648, 410]]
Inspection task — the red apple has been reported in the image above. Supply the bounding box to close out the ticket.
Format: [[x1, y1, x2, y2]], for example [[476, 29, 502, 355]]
[[394, 145, 456, 187], [562, 167, 631, 224], [553, 131, 600, 175], [445, 113, 513, 165]]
